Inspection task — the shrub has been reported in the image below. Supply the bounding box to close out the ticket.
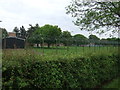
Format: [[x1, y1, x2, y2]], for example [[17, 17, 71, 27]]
[[2, 49, 119, 89]]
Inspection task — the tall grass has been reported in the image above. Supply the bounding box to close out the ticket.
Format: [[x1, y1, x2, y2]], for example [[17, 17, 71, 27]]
[[2, 46, 118, 61]]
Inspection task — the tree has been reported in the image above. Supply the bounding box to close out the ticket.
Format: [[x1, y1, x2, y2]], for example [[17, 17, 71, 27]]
[[1, 28, 8, 38], [101, 37, 120, 46], [13, 27, 19, 37], [27, 24, 39, 38], [27, 31, 42, 47], [106, 37, 120, 45], [89, 35, 100, 40], [61, 31, 72, 46], [26, 24, 40, 47], [66, 1, 120, 34], [73, 34, 88, 46], [89, 34, 100, 44], [20, 26, 26, 39], [39, 24, 62, 48]]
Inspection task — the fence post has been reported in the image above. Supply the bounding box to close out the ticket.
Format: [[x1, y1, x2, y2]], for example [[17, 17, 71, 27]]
[[42, 38, 44, 55], [56, 38, 58, 54], [75, 40, 77, 54]]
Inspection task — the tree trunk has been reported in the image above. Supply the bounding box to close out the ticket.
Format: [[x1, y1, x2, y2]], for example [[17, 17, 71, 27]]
[[48, 43, 50, 48], [41, 43, 43, 48], [25, 39, 27, 49], [37, 43, 39, 48]]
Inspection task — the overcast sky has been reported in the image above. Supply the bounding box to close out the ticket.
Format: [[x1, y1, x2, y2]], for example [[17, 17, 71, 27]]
[[0, 0, 117, 38]]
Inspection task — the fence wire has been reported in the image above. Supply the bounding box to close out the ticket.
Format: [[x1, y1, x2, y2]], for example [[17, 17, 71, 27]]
[[28, 37, 119, 56]]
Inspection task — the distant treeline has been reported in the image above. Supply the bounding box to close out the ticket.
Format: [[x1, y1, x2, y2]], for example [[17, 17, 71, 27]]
[[1, 24, 120, 48]]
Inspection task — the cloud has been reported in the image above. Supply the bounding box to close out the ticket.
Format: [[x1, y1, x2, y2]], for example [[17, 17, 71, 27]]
[[0, 0, 115, 38], [0, 0, 71, 30]]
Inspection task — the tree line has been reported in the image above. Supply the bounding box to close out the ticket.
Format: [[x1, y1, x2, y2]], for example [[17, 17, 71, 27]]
[[1, 24, 120, 48]]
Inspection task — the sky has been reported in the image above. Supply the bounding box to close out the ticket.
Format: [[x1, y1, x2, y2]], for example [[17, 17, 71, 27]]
[[0, 0, 118, 39]]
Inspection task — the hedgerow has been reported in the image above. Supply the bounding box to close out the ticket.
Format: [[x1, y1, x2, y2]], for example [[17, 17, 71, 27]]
[[2, 49, 119, 89]]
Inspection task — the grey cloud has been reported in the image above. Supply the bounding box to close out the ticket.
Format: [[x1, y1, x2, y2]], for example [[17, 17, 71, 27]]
[[0, 0, 112, 38]]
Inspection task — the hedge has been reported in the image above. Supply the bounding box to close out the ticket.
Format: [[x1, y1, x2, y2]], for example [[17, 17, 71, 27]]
[[2, 52, 119, 89]]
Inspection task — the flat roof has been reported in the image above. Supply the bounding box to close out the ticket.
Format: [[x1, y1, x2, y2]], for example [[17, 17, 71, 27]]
[[2, 37, 25, 41]]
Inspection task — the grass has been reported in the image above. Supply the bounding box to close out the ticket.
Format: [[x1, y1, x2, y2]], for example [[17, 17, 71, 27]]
[[2, 46, 118, 63], [33, 46, 117, 55], [103, 77, 120, 89], [2, 46, 118, 58]]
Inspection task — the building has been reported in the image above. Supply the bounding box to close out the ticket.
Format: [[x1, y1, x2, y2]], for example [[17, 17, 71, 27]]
[[2, 32, 25, 49]]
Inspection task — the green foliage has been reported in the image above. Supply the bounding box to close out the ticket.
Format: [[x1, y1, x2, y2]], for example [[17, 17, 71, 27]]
[[62, 31, 72, 38], [19, 26, 26, 39], [73, 34, 88, 46], [66, 1, 120, 34], [27, 24, 39, 38], [2, 47, 119, 89], [13, 26, 27, 39], [27, 27, 42, 47], [1, 28, 8, 38], [35, 24, 62, 48], [89, 34, 100, 44], [13, 27, 19, 37], [61, 31, 72, 46], [89, 35, 100, 40]]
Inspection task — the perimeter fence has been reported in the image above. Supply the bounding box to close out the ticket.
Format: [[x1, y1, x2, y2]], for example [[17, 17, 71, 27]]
[[27, 37, 120, 55]]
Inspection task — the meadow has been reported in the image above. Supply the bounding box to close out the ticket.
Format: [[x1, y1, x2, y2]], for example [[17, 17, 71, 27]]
[[2, 46, 119, 89]]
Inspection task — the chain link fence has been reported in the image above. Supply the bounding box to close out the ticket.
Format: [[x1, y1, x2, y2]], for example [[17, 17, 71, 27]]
[[28, 37, 119, 55]]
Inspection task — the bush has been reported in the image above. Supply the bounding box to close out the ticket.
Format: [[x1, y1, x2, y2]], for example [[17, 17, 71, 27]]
[[2, 49, 119, 89]]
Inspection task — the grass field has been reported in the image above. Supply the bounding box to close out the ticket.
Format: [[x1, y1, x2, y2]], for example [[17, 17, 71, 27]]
[[33, 46, 118, 54], [2, 46, 118, 61]]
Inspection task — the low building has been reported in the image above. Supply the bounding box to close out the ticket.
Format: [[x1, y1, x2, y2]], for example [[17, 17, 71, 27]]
[[2, 32, 25, 49]]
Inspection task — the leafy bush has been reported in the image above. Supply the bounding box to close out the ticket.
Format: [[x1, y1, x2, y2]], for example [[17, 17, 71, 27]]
[[2, 48, 119, 89]]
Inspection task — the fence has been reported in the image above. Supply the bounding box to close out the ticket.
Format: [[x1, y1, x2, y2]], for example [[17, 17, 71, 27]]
[[26, 37, 119, 55]]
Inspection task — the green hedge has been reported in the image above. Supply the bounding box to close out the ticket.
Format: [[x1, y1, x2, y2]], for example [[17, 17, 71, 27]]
[[2, 52, 119, 89]]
